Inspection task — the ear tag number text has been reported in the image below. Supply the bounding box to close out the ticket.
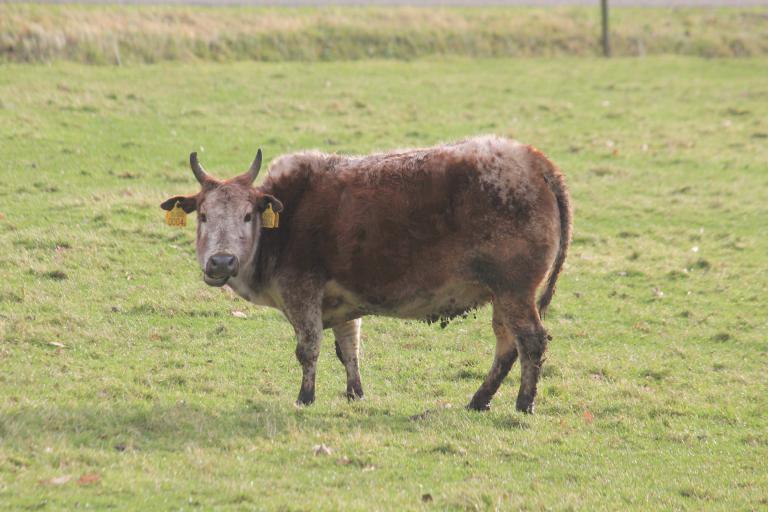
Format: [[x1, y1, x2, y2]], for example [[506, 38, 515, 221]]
[[165, 202, 187, 228], [261, 204, 279, 229]]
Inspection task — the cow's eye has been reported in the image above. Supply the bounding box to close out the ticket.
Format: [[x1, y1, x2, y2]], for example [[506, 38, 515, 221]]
[[199, 213, 207, 223], [244, 213, 252, 223]]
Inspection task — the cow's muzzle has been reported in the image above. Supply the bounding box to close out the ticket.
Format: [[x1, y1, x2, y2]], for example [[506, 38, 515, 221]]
[[204, 253, 239, 287]]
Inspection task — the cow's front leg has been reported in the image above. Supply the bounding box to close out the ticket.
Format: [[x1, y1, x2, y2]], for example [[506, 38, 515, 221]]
[[332, 318, 364, 400], [282, 288, 325, 407], [293, 316, 323, 406]]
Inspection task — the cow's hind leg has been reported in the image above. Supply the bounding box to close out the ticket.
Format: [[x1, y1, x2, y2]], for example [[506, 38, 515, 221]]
[[467, 304, 519, 411], [496, 295, 549, 414], [332, 318, 364, 400]]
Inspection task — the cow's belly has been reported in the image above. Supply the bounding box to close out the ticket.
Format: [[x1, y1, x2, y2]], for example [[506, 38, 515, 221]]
[[320, 279, 491, 328]]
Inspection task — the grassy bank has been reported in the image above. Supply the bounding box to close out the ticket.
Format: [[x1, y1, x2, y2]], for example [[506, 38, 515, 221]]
[[2, 4, 768, 64], [1, 56, 767, 509]]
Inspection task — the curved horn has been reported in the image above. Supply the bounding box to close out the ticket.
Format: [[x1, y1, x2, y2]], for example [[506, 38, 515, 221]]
[[242, 148, 262, 185], [189, 152, 209, 185]]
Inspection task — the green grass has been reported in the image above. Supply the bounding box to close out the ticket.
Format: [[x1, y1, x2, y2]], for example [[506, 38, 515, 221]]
[[2, 4, 768, 64], [1, 56, 767, 510]]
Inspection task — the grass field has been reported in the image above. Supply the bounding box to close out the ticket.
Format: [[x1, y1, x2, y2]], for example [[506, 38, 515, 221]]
[[1, 56, 767, 510], [3, 4, 768, 63]]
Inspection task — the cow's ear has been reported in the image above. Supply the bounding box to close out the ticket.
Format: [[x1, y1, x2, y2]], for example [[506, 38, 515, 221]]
[[160, 194, 197, 213], [255, 194, 284, 213]]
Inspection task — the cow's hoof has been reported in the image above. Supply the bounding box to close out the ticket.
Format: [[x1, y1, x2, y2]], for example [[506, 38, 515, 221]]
[[296, 389, 315, 406], [515, 398, 535, 414], [346, 390, 365, 401], [466, 399, 491, 412]]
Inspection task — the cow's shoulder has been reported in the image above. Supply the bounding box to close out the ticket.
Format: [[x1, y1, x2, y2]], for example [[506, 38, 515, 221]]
[[265, 151, 338, 184]]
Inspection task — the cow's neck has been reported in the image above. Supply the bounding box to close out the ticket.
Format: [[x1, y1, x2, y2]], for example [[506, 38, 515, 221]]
[[226, 267, 274, 308], [225, 229, 279, 308]]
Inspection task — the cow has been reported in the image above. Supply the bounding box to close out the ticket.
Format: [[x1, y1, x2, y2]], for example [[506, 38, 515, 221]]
[[160, 135, 572, 413]]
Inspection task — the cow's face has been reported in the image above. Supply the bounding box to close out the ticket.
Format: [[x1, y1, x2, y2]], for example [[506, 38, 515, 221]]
[[161, 150, 283, 287]]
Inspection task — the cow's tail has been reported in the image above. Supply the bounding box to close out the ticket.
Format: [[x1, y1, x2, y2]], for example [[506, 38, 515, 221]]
[[535, 151, 573, 319]]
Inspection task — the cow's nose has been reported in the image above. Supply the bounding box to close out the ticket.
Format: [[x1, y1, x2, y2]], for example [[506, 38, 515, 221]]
[[206, 253, 239, 278]]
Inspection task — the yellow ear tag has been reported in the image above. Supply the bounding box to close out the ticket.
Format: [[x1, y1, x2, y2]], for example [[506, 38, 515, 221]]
[[261, 204, 279, 229], [165, 202, 187, 228]]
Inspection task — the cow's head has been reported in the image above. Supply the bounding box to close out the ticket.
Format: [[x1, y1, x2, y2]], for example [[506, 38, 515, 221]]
[[160, 150, 283, 287]]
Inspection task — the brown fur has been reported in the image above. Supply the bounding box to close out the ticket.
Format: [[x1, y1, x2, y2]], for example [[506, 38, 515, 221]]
[[161, 135, 572, 411], [528, 146, 572, 318]]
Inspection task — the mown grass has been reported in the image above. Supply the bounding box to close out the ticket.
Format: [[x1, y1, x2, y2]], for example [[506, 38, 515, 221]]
[[0, 56, 767, 509], [2, 4, 768, 64]]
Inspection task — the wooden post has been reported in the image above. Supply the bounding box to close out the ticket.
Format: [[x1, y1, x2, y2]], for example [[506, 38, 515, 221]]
[[601, 0, 611, 57]]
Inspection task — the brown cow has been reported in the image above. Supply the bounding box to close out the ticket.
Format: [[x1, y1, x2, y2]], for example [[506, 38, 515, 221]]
[[161, 135, 572, 413]]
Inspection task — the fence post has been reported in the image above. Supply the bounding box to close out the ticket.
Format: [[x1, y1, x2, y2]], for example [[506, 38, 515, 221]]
[[601, 0, 611, 57]]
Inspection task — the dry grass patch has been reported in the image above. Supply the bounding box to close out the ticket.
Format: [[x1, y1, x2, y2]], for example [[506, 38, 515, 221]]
[[1, 5, 768, 64]]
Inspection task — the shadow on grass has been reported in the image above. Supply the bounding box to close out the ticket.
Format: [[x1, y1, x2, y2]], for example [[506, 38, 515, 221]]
[[0, 399, 530, 451]]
